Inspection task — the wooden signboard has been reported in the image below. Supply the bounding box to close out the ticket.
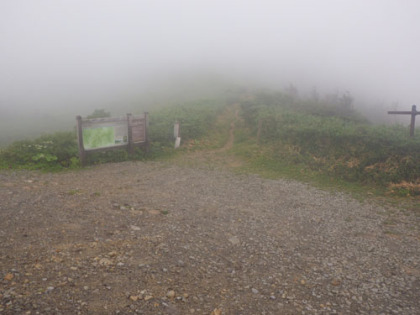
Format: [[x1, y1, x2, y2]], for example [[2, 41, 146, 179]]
[[76, 113, 149, 165]]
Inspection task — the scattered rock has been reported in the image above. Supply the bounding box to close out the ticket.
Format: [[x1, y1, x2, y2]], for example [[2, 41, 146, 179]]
[[177, 260, 185, 267], [4, 273, 14, 281], [228, 236, 240, 245], [331, 278, 341, 286], [130, 225, 141, 231], [98, 258, 112, 266]]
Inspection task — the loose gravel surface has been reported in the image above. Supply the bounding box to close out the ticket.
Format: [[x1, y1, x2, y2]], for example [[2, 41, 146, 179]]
[[1, 161, 419, 314]]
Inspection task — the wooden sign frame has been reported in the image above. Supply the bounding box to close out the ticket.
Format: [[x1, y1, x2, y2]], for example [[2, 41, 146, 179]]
[[76, 112, 149, 166]]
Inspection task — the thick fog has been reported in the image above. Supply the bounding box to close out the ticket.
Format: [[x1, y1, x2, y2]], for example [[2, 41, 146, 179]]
[[1, 0, 419, 143]]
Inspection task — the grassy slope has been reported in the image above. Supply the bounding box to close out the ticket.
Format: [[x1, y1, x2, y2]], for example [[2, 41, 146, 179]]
[[1, 96, 419, 213], [163, 101, 420, 214]]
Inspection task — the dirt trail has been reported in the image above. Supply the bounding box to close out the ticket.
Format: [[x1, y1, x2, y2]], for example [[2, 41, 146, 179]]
[[172, 103, 242, 169], [219, 104, 239, 152]]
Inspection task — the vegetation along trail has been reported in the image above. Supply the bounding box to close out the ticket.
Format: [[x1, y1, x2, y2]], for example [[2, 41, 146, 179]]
[[1, 107, 419, 314]]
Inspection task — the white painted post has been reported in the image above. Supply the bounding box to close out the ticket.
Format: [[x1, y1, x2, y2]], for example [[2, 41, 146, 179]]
[[174, 121, 181, 149]]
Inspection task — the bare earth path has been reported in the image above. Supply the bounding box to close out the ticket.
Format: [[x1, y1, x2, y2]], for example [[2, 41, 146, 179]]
[[1, 111, 420, 314]]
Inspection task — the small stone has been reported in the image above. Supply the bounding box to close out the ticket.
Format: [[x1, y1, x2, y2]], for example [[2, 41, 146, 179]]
[[130, 225, 141, 231], [228, 236, 240, 245], [46, 286, 54, 291], [4, 273, 14, 281], [108, 251, 118, 257], [270, 295, 276, 300], [331, 278, 341, 286], [130, 295, 139, 301], [177, 260, 185, 267], [251, 288, 259, 294], [98, 258, 112, 266], [167, 290, 176, 299], [144, 295, 153, 301]]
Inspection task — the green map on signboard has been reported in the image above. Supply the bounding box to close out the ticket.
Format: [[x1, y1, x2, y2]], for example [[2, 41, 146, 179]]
[[83, 127, 115, 149]]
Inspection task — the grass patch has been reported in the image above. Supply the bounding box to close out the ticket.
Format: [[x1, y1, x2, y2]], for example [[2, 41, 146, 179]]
[[235, 90, 420, 201]]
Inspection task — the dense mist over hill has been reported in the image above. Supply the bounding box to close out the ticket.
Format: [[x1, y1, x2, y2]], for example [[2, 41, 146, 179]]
[[1, 0, 419, 145]]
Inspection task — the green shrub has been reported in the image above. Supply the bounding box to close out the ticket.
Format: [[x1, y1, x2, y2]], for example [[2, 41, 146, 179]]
[[149, 100, 223, 145], [238, 94, 420, 189], [0, 131, 78, 170]]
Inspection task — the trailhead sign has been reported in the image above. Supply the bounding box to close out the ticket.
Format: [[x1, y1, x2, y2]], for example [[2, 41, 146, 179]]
[[76, 113, 149, 165], [82, 122, 128, 150]]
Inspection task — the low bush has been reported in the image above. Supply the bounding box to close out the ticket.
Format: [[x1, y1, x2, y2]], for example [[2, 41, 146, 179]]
[[238, 92, 420, 192], [0, 131, 79, 170]]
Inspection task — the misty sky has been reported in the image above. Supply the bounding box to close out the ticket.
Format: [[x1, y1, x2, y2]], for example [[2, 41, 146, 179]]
[[1, 0, 419, 116]]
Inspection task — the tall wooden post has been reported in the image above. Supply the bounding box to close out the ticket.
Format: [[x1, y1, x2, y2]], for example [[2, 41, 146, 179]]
[[144, 112, 149, 143], [410, 105, 417, 137], [144, 112, 150, 152], [76, 116, 86, 166], [388, 105, 419, 137], [127, 113, 133, 154]]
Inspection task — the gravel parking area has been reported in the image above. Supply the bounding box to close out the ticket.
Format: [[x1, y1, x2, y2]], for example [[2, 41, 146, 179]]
[[1, 161, 419, 314]]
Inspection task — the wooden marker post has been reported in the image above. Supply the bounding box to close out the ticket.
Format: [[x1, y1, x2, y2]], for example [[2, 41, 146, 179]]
[[76, 115, 86, 166], [174, 121, 181, 149], [388, 105, 419, 137]]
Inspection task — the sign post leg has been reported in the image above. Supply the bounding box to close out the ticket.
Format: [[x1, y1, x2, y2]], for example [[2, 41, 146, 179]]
[[76, 116, 86, 166], [410, 105, 416, 137]]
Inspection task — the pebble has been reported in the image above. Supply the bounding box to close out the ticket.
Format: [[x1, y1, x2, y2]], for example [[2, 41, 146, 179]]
[[177, 260, 185, 267], [98, 258, 112, 266], [229, 236, 240, 245]]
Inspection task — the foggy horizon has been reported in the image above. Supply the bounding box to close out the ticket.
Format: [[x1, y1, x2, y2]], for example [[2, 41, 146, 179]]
[[1, 0, 419, 130]]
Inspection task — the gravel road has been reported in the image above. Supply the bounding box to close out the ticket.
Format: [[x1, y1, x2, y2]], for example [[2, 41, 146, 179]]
[[1, 161, 419, 314]]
